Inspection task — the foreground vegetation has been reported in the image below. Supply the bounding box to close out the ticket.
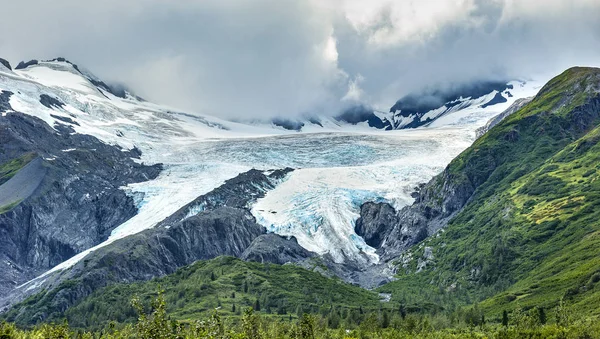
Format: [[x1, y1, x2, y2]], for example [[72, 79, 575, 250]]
[[3, 290, 600, 338], [3, 257, 382, 329]]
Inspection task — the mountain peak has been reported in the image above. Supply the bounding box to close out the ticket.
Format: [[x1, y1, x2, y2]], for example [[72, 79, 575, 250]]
[[11, 57, 142, 101], [390, 81, 511, 115], [536, 66, 600, 100]]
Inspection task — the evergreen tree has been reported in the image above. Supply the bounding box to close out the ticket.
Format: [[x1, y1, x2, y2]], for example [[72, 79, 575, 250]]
[[232, 303, 236, 313], [210, 272, 215, 281], [381, 311, 390, 329], [254, 299, 261, 312], [502, 310, 509, 327], [399, 304, 407, 319], [328, 310, 341, 329], [537, 307, 547, 325]]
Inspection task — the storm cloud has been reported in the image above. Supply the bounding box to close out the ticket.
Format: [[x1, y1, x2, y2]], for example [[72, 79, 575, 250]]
[[1, 0, 599, 118]]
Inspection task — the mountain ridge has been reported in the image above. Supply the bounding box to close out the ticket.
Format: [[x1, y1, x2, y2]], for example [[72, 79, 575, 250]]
[[359, 66, 600, 315]]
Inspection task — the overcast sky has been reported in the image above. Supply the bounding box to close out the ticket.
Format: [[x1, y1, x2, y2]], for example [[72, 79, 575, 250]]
[[2, 0, 599, 119]]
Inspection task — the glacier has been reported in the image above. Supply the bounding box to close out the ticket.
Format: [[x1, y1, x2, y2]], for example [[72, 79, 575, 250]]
[[0, 59, 543, 280]]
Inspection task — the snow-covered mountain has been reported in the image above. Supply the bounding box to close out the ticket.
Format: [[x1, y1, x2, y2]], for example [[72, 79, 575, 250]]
[[243, 80, 536, 132], [0, 57, 542, 299]]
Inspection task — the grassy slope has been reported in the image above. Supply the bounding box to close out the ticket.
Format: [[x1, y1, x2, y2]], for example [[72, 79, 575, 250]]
[[5, 256, 382, 329], [0, 152, 36, 214], [378, 67, 600, 319], [0, 152, 36, 186]]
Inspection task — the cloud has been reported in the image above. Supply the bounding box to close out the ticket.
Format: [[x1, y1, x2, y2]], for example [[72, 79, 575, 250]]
[[0, 0, 599, 118], [333, 0, 600, 110]]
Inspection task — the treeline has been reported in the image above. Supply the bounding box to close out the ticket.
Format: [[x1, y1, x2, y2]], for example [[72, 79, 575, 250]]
[[2, 291, 599, 338]]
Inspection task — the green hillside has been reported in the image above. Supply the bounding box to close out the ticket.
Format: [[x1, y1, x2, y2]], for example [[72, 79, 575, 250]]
[[378, 67, 600, 318], [0, 152, 36, 186], [3, 256, 382, 329]]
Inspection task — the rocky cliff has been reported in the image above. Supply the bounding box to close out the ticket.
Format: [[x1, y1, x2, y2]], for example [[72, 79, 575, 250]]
[[0, 97, 161, 295]]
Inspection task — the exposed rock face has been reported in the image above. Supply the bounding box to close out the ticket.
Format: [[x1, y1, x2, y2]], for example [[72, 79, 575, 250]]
[[357, 167, 476, 261], [1, 168, 298, 324], [0, 58, 11, 71], [242, 234, 316, 264], [81, 206, 266, 283], [390, 81, 512, 128], [39, 94, 65, 109], [272, 118, 305, 131], [335, 105, 393, 130], [14, 60, 38, 70], [355, 202, 398, 248], [0, 106, 162, 296], [476, 97, 533, 138]]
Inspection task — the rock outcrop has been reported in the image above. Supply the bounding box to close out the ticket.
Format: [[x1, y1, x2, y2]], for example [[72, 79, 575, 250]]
[[476, 97, 533, 138], [242, 234, 316, 264], [0, 58, 11, 71], [0, 103, 162, 295], [356, 167, 475, 261]]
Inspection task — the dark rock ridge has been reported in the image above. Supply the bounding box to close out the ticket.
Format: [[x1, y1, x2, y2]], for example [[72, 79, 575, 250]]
[[355, 202, 397, 248], [50, 114, 80, 126], [241, 234, 316, 265], [39, 94, 65, 109], [389, 81, 512, 128], [0, 58, 11, 70], [1, 168, 301, 324], [335, 105, 393, 130], [476, 97, 533, 138], [390, 81, 510, 114], [0, 96, 162, 296], [0, 91, 12, 112], [15, 60, 38, 70], [308, 117, 323, 127], [480, 91, 508, 108], [272, 118, 305, 131], [158, 167, 293, 227]]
